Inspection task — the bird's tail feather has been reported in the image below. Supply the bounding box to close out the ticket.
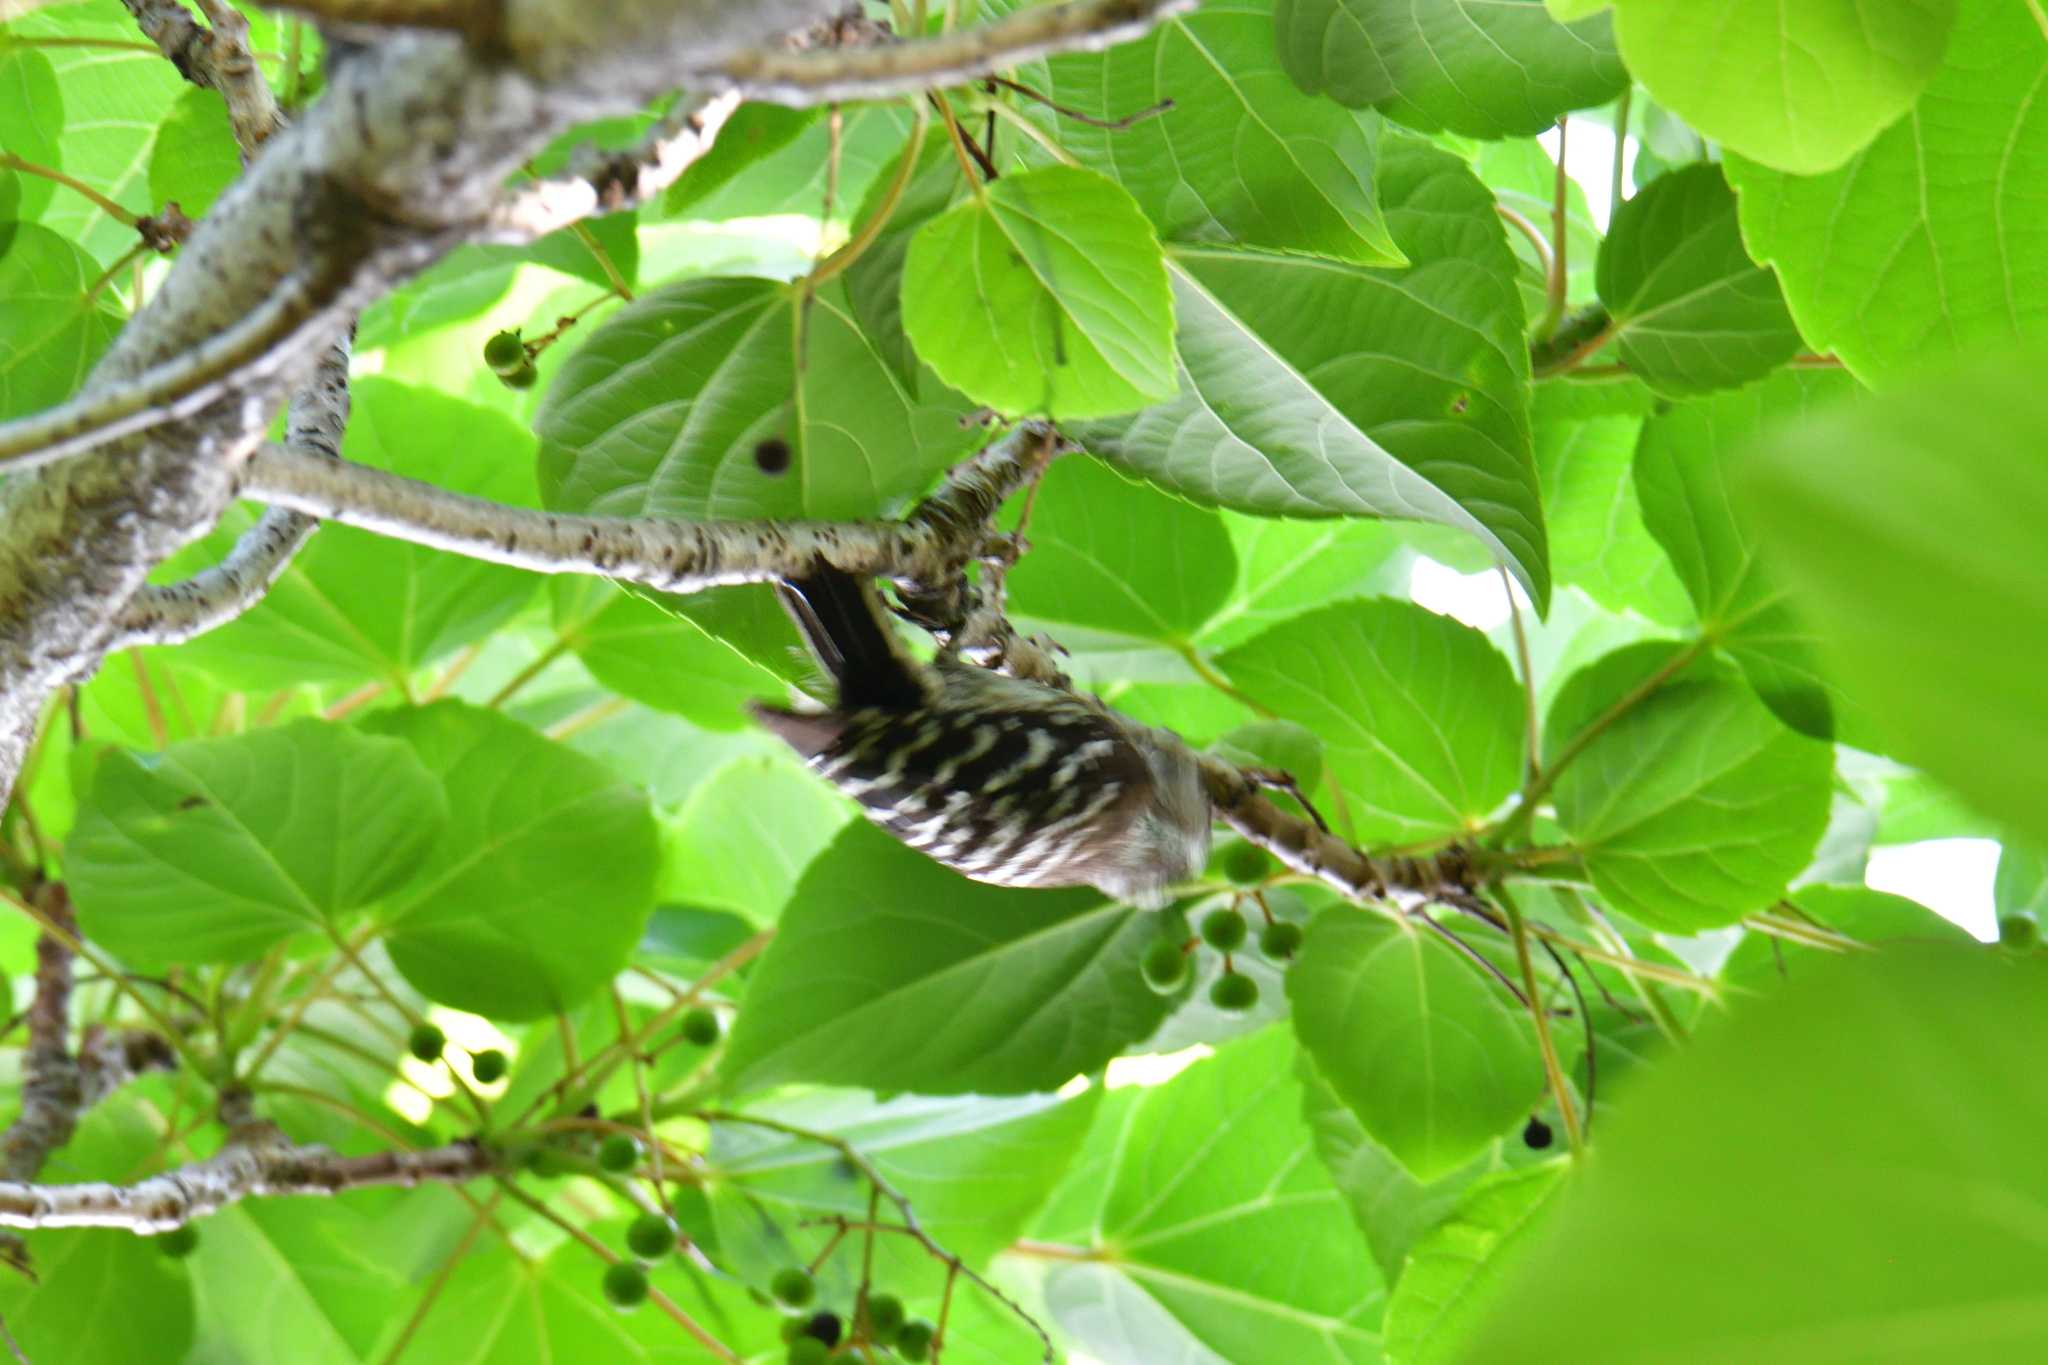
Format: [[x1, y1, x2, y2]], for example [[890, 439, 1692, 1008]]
[[776, 567, 925, 711]]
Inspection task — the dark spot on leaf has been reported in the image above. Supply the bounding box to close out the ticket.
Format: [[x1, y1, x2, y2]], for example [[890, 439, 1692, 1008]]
[[1450, 391, 1470, 415], [175, 796, 207, 812], [754, 437, 792, 475], [830, 1155, 858, 1182]]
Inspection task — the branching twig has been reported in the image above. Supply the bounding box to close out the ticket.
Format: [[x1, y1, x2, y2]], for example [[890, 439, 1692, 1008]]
[[689, 0, 1194, 104], [0, 1122, 494, 1232], [111, 334, 352, 649], [240, 422, 1056, 604], [702, 1110, 1055, 1363], [1201, 755, 1479, 904], [123, 0, 284, 151]]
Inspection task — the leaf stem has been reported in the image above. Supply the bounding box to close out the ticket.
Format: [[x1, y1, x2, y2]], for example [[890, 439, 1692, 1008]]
[[0, 151, 139, 225], [1496, 885, 1583, 1157], [1494, 636, 1708, 846], [1539, 115, 1570, 341], [810, 105, 931, 289]]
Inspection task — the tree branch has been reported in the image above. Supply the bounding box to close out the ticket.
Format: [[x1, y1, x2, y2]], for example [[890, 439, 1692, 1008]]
[[0, 1123, 495, 1232], [1200, 756, 1479, 904], [122, 0, 284, 151], [487, 91, 741, 241], [111, 336, 354, 650], [687, 0, 1195, 104], [238, 422, 1054, 597]]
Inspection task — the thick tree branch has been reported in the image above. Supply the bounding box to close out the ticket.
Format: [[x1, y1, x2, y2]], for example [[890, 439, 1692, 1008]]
[[0, 1125, 495, 1232], [687, 0, 1196, 104]]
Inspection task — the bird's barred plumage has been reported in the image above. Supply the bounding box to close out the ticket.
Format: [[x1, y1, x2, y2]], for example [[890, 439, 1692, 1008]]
[[751, 568, 1211, 906]]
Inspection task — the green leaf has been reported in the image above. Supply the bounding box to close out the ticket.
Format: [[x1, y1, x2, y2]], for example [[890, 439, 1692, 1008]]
[[363, 702, 658, 1020], [188, 1201, 421, 1365], [4, 2, 186, 265], [1719, 884, 1971, 996], [0, 221, 122, 420], [1006, 456, 1236, 644], [1549, 661, 1834, 932], [842, 133, 963, 391], [666, 104, 911, 224], [0, 44, 63, 223], [0, 1230, 195, 1365], [720, 821, 1171, 1096], [1383, 1163, 1566, 1364], [551, 577, 789, 733], [536, 274, 977, 519], [1275, 0, 1627, 139], [1464, 944, 2048, 1362], [1299, 1057, 1516, 1285], [69, 720, 446, 967], [1725, 1, 2041, 382], [1995, 842, 2048, 921], [1739, 350, 2048, 848], [1612, 0, 1958, 174], [1036, 1028, 1385, 1363], [707, 1088, 1096, 1283], [662, 102, 818, 216], [355, 247, 517, 351], [169, 379, 540, 689], [1194, 514, 1424, 652], [147, 87, 238, 218], [901, 165, 1176, 420], [396, 1236, 779, 1363], [1634, 368, 1867, 739], [659, 752, 852, 923], [1220, 599, 1524, 845], [1288, 911, 1543, 1180], [1077, 135, 1550, 607], [1033, 0, 1402, 263], [1595, 163, 1800, 397], [1532, 399, 1689, 626]]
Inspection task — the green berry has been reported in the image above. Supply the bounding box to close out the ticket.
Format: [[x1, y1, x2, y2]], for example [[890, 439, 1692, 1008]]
[[786, 1338, 830, 1365], [408, 1022, 446, 1063], [770, 1265, 816, 1310], [1200, 907, 1248, 952], [865, 1292, 906, 1344], [1140, 939, 1189, 992], [895, 1319, 936, 1361], [470, 1048, 508, 1083], [1210, 971, 1259, 1013], [2000, 915, 2039, 950], [157, 1224, 199, 1258], [626, 1212, 676, 1261], [1259, 920, 1305, 961], [597, 1134, 641, 1173], [602, 1261, 649, 1311], [1221, 841, 1271, 886], [499, 360, 539, 390], [482, 330, 527, 374], [680, 1006, 721, 1047]]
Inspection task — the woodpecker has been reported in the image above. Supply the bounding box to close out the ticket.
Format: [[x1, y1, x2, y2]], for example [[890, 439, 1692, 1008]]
[[749, 567, 1212, 907]]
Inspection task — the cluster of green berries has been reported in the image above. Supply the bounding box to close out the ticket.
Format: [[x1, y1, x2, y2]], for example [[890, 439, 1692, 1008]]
[[768, 1268, 937, 1361], [483, 330, 537, 389], [599, 1209, 683, 1311], [1999, 916, 2040, 952], [1139, 843, 1305, 1011]]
